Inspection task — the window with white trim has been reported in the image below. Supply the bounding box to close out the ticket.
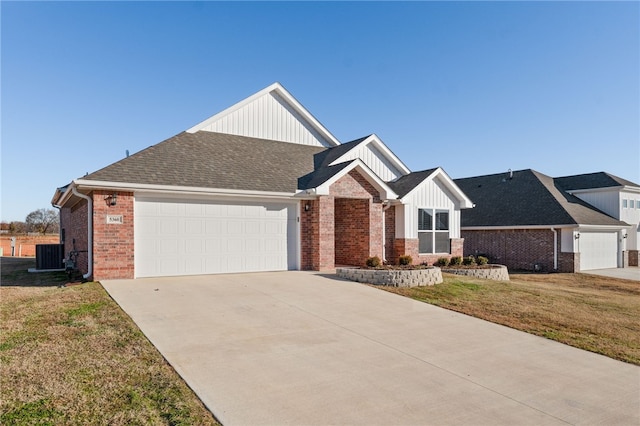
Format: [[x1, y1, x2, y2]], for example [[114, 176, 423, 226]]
[[623, 199, 628, 208], [418, 208, 450, 254]]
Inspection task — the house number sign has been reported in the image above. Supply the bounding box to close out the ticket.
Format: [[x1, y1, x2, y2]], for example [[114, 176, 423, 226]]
[[106, 215, 124, 225]]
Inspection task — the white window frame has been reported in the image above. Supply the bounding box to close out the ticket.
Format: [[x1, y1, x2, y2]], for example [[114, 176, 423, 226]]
[[418, 208, 450, 254], [623, 199, 628, 208]]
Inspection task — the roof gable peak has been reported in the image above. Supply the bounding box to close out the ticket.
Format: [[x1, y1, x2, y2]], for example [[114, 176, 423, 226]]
[[186, 82, 340, 147]]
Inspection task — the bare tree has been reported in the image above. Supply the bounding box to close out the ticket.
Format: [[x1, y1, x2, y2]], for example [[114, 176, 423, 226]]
[[25, 208, 59, 234]]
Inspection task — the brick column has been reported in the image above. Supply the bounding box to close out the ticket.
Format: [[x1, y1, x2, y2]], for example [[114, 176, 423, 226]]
[[300, 197, 335, 271]]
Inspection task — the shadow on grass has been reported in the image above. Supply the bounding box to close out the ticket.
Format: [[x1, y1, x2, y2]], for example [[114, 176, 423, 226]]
[[0, 257, 68, 287]]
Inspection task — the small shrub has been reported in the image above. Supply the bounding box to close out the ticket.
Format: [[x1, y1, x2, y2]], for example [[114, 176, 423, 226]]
[[434, 257, 450, 267], [450, 256, 463, 266], [477, 256, 489, 265], [398, 255, 413, 266], [463, 256, 477, 266], [366, 256, 381, 268]]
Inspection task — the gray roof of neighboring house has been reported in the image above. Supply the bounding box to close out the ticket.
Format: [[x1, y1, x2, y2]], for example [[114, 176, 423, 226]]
[[387, 168, 438, 198], [554, 172, 639, 191], [454, 169, 628, 228], [82, 131, 325, 193]]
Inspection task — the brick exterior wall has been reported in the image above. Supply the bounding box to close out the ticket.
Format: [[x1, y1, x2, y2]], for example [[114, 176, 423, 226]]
[[61, 199, 89, 276], [462, 229, 576, 272], [384, 206, 396, 263], [628, 250, 639, 267], [391, 237, 463, 266], [301, 169, 384, 270], [92, 190, 135, 280]]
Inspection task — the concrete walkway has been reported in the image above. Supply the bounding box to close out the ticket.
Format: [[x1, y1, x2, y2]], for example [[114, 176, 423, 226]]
[[102, 272, 639, 425], [584, 266, 639, 281]]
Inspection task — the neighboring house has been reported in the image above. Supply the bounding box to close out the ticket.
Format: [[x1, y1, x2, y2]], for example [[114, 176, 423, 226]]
[[51, 83, 473, 280], [455, 169, 636, 272]]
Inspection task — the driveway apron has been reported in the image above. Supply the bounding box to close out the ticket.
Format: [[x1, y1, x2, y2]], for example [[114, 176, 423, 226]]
[[102, 272, 640, 426]]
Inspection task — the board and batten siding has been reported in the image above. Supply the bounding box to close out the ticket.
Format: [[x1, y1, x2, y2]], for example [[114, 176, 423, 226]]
[[338, 143, 404, 181], [571, 190, 620, 219], [197, 91, 331, 147], [396, 178, 461, 239]]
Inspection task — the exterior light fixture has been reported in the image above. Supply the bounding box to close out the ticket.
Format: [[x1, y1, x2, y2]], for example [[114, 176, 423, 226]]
[[575, 233, 580, 240], [105, 193, 117, 206], [304, 203, 310, 212]]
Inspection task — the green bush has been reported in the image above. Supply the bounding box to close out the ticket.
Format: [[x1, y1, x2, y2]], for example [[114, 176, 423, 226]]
[[398, 255, 413, 266], [477, 256, 489, 265], [366, 256, 381, 268], [463, 256, 477, 266], [434, 257, 450, 267], [450, 256, 463, 266]]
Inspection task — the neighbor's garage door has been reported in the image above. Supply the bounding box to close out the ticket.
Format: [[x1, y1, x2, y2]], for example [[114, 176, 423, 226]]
[[579, 231, 618, 271], [134, 197, 298, 278]]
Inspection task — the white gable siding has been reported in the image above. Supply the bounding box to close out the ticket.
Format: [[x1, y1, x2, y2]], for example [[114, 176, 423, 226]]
[[339, 144, 404, 181], [400, 178, 461, 239], [571, 190, 620, 219], [197, 92, 331, 147], [620, 190, 640, 250]]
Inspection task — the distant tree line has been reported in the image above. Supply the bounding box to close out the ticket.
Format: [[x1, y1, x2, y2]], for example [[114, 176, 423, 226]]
[[1, 208, 60, 235]]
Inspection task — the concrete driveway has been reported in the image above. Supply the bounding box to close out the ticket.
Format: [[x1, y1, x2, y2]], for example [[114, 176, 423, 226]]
[[584, 266, 639, 281], [102, 272, 639, 425]]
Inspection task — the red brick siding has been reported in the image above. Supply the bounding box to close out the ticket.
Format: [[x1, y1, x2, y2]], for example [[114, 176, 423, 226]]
[[384, 206, 396, 262], [335, 198, 370, 265], [301, 169, 385, 271], [61, 199, 89, 275], [627, 250, 638, 267], [462, 229, 564, 272], [92, 191, 135, 280]]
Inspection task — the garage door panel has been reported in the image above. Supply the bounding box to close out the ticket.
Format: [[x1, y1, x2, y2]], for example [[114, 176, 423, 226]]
[[580, 232, 618, 270], [135, 198, 297, 278]]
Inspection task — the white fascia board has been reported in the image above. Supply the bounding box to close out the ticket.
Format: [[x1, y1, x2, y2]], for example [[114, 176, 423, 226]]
[[577, 223, 632, 230], [329, 134, 411, 175], [73, 179, 298, 201], [186, 82, 340, 146], [400, 167, 475, 208], [314, 159, 398, 200], [568, 186, 640, 195], [462, 225, 579, 231]]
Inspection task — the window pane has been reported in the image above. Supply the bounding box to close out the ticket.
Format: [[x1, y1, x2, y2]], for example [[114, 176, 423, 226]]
[[435, 232, 450, 253], [623, 199, 628, 208], [419, 232, 433, 253], [418, 209, 433, 231], [435, 210, 449, 231]]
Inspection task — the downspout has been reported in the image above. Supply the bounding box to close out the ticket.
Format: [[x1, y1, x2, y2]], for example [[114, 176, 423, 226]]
[[382, 201, 392, 262], [71, 186, 93, 280], [551, 228, 558, 271]]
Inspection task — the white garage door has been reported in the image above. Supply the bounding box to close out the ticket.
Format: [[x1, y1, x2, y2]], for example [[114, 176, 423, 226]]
[[579, 231, 618, 271], [135, 197, 298, 278]]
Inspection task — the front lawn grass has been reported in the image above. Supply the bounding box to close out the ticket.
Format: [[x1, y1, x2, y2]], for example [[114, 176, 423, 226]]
[[378, 272, 640, 365], [1, 258, 219, 425]]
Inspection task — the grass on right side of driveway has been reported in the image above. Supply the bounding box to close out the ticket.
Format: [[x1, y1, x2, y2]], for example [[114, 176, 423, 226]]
[[378, 272, 640, 365]]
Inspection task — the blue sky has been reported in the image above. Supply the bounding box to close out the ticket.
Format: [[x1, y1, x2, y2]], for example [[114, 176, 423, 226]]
[[2, 1, 638, 222]]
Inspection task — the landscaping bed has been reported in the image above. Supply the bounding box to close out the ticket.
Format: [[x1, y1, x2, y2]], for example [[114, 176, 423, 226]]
[[442, 264, 509, 281], [337, 266, 442, 287]]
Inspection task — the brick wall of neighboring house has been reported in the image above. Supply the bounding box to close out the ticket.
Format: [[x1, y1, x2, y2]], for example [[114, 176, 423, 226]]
[[61, 199, 89, 275], [462, 229, 570, 272], [628, 250, 639, 267], [92, 190, 135, 280]]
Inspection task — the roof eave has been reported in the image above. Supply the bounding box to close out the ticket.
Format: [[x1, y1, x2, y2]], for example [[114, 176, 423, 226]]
[[328, 134, 411, 175], [313, 160, 398, 200], [400, 168, 474, 208]]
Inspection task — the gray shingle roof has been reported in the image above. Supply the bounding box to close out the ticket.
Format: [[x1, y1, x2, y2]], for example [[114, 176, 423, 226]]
[[554, 172, 639, 191], [297, 161, 355, 190], [387, 168, 438, 198], [312, 135, 369, 169], [83, 131, 325, 193], [454, 169, 628, 227]]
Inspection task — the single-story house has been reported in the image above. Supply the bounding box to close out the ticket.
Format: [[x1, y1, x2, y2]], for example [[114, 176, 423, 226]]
[[454, 169, 638, 272], [52, 83, 473, 280]]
